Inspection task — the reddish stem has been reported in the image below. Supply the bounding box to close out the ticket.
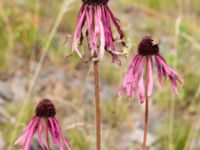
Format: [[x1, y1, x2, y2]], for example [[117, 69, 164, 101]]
[[142, 56, 149, 150], [94, 61, 101, 150]]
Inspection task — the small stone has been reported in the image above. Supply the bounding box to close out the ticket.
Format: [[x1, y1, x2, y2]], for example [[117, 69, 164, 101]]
[[130, 128, 155, 147], [0, 81, 14, 102]]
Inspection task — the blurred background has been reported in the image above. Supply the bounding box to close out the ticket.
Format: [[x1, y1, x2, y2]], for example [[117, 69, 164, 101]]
[[0, 0, 200, 149]]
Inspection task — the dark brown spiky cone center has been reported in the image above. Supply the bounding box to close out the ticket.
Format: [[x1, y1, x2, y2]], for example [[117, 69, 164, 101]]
[[138, 36, 159, 56], [82, 0, 109, 5], [36, 99, 56, 118]]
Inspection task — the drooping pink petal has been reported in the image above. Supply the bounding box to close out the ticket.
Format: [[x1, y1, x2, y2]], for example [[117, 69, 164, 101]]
[[48, 119, 56, 146], [37, 119, 45, 150], [15, 117, 39, 149], [169, 76, 178, 95], [129, 57, 144, 97], [162, 66, 167, 79], [101, 5, 122, 65], [63, 137, 71, 150], [97, 8, 105, 60], [148, 56, 154, 97], [104, 5, 119, 53], [52, 118, 61, 130], [116, 55, 139, 96], [132, 55, 143, 74], [72, 3, 126, 65], [43, 119, 52, 150], [48, 118, 71, 150], [111, 54, 121, 65], [117, 55, 143, 98], [156, 55, 183, 94], [123, 56, 140, 96], [15, 118, 35, 146], [72, 4, 87, 58], [52, 119, 64, 150], [49, 119, 63, 150], [15, 117, 37, 145], [155, 56, 163, 86], [157, 55, 183, 84], [139, 58, 145, 103], [54, 118, 71, 150], [76, 4, 86, 22], [23, 117, 40, 150], [93, 6, 105, 61], [93, 6, 100, 55], [94, 6, 100, 36], [101, 5, 113, 49], [106, 6, 125, 41], [86, 6, 95, 55]]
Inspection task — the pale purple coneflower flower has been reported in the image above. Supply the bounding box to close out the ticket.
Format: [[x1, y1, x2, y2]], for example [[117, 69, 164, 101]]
[[15, 99, 70, 150], [117, 36, 184, 103], [72, 0, 126, 65]]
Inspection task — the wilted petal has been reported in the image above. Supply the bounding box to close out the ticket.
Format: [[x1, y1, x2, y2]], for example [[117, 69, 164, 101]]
[[155, 56, 163, 86], [23, 117, 39, 150], [112, 54, 121, 65], [48, 119, 56, 143], [72, 2, 126, 64], [49, 118, 70, 150], [43, 119, 50, 149], [117, 55, 143, 98], [86, 7, 95, 55], [156, 55, 183, 94], [53, 119, 64, 150], [130, 57, 144, 97], [37, 119, 45, 150], [106, 6, 124, 41], [169, 76, 178, 95], [15, 117, 35, 146], [116, 55, 139, 96], [98, 12, 105, 60], [63, 137, 71, 150], [102, 6, 113, 49], [93, 7, 100, 53], [72, 5, 87, 58], [139, 59, 145, 103], [148, 56, 154, 97], [93, 6, 105, 61], [15, 117, 39, 150]]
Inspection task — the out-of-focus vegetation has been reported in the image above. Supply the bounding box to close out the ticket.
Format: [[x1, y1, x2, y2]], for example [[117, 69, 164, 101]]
[[0, 0, 200, 150]]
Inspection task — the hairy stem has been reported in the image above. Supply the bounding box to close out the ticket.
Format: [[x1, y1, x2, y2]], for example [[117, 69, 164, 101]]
[[94, 61, 101, 150], [142, 56, 149, 150]]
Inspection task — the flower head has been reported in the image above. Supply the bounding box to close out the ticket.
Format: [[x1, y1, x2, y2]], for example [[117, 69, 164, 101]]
[[72, 0, 126, 65], [117, 36, 183, 103], [36, 99, 56, 118], [82, 0, 109, 5], [138, 36, 159, 56], [15, 99, 70, 150]]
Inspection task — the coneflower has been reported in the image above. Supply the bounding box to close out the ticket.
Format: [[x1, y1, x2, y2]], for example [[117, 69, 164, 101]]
[[71, 1, 126, 150], [72, 0, 126, 64], [117, 36, 183, 102], [15, 99, 70, 150], [117, 36, 183, 150]]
